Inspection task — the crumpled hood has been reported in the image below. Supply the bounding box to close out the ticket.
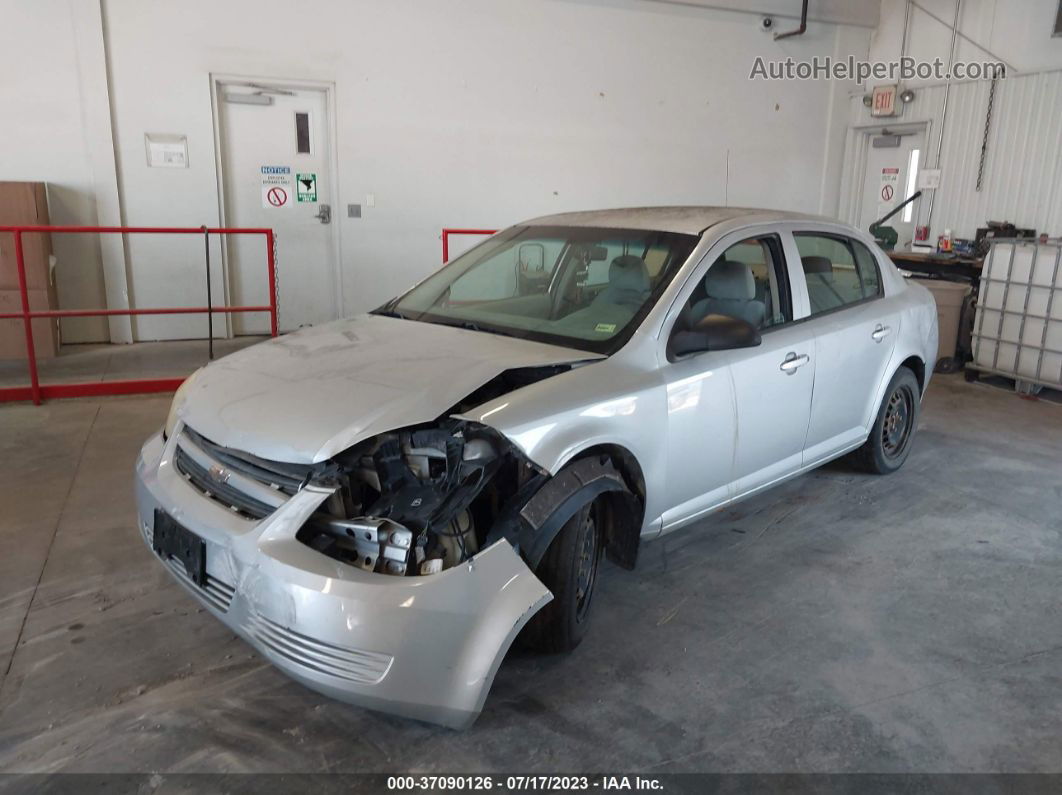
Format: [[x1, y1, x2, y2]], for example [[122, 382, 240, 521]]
[[177, 314, 600, 463]]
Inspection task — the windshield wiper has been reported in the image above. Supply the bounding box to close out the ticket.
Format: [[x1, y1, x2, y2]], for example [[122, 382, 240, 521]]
[[371, 308, 408, 320]]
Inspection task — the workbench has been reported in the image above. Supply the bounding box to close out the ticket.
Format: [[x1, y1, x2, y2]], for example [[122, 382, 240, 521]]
[[888, 251, 983, 285]]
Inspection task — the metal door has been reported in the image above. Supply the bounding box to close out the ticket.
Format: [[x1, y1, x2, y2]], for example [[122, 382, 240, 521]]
[[858, 128, 925, 250], [216, 79, 339, 333]]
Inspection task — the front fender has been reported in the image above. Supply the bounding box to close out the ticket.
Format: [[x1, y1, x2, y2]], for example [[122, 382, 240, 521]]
[[456, 363, 668, 536]]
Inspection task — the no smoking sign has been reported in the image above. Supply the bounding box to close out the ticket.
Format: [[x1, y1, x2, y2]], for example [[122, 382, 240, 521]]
[[266, 186, 288, 207], [877, 167, 900, 216], [261, 165, 293, 210]]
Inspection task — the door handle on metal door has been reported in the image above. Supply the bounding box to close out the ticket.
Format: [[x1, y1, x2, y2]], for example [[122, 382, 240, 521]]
[[872, 324, 891, 342], [779, 352, 810, 375], [314, 204, 332, 224]]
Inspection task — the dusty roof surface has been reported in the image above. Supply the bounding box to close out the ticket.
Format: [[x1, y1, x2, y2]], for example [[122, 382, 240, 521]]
[[523, 206, 835, 235]]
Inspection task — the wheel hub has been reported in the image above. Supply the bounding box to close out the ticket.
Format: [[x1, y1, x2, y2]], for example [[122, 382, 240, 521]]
[[882, 386, 913, 457], [574, 511, 598, 620]]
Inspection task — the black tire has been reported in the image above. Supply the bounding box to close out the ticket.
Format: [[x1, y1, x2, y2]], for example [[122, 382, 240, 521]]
[[851, 366, 921, 474], [523, 499, 603, 654]]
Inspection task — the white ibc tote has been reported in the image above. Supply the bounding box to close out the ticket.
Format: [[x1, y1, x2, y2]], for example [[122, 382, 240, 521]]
[[971, 240, 1062, 392]]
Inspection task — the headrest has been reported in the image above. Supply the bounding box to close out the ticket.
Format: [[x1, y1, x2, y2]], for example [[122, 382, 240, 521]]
[[705, 259, 754, 301], [802, 256, 833, 275], [609, 255, 650, 294]]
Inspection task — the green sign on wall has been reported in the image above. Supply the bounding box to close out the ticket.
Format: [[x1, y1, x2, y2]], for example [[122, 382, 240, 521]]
[[296, 173, 317, 203]]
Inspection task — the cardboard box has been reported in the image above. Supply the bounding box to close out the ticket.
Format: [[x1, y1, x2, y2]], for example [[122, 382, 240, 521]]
[[0, 182, 53, 291], [0, 288, 59, 360]]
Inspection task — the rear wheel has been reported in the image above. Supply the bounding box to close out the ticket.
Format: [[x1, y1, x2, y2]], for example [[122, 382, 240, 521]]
[[852, 366, 921, 474], [524, 499, 603, 654]]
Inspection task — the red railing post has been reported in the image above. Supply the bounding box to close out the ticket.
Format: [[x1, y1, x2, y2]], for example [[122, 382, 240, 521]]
[[266, 229, 278, 337], [442, 229, 449, 263], [14, 230, 42, 405], [0, 225, 281, 404]]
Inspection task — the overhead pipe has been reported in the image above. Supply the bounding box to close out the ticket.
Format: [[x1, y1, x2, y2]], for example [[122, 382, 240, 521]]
[[926, 0, 963, 232], [774, 0, 809, 40]]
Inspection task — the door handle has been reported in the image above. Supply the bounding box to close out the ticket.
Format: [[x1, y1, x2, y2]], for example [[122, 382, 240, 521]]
[[872, 324, 891, 343], [779, 352, 810, 375], [314, 204, 332, 224]]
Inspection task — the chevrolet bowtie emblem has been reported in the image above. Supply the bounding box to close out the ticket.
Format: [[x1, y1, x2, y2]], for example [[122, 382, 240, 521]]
[[208, 464, 231, 485]]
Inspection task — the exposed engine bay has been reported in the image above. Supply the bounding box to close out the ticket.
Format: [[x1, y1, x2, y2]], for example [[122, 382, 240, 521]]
[[297, 420, 545, 576]]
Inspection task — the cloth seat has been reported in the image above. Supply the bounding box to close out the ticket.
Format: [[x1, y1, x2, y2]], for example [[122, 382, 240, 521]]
[[592, 255, 650, 309], [802, 255, 843, 313], [689, 259, 765, 328]]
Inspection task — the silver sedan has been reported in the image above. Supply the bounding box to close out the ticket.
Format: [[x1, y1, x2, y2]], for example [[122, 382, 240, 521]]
[[135, 207, 938, 728]]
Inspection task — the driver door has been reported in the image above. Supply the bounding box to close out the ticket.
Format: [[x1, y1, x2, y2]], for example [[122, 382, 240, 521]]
[[660, 231, 815, 532]]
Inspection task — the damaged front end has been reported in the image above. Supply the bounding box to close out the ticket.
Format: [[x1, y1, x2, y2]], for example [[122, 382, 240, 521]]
[[296, 420, 541, 579], [136, 404, 639, 728]]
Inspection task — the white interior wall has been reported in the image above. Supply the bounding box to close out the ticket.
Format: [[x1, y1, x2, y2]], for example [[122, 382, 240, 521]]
[[5, 0, 876, 342], [102, 0, 872, 339], [869, 0, 1062, 82], [841, 71, 1062, 240], [841, 0, 1062, 240], [0, 0, 113, 343]]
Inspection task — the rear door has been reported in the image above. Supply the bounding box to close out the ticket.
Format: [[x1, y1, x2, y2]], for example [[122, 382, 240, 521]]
[[785, 230, 900, 465]]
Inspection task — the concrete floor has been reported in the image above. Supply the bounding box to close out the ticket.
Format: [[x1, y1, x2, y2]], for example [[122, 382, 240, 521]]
[[0, 374, 1059, 774]]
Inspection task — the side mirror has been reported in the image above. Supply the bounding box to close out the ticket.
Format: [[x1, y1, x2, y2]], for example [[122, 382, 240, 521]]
[[669, 313, 761, 358]]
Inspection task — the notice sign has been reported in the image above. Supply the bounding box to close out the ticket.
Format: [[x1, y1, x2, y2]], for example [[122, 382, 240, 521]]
[[261, 166, 292, 209], [296, 173, 317, 203], [878, 167, 900, 216], [917, 168, 941, 190]]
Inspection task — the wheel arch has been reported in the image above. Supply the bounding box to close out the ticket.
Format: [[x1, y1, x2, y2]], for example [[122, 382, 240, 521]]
[[899, 354, 927, 395], [571, 443, 646, 570], [521, 441, 647, 571]]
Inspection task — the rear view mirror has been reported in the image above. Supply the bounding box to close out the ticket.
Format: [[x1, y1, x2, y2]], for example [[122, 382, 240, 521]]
[[588, 245, 609, 262], [669, 313, 761, 358]]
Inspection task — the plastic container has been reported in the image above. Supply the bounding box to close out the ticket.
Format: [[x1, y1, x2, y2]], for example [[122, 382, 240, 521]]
[[971, 241, 1062, 390], [911, 278, 971, 363]]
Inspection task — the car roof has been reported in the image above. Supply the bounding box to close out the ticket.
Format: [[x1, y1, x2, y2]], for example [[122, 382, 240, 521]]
[[522, 206, 836, 236]]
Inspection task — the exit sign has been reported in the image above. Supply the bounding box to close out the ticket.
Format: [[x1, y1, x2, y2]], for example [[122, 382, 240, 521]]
[[871, 84, 899, 117]]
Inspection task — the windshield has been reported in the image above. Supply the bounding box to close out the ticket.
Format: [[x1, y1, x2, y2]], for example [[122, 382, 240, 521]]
[[381, 225, 698, 354]]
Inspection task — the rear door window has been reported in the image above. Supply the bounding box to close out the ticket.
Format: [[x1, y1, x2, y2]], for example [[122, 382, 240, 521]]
[[794, 233, 882, 316]]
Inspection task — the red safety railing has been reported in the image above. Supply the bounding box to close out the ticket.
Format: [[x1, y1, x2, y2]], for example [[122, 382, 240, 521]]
[[441, 227, 497, 263], [0, 225, 277, 405]]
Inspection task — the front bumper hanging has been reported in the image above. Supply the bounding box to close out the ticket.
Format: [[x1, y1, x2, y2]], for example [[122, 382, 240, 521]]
[[135, 427, 551, 729]]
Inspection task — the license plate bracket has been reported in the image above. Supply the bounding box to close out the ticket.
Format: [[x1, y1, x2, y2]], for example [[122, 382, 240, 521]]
[[153, 509, 207, 587]]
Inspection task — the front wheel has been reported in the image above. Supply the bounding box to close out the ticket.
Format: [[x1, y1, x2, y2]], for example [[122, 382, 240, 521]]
[[851, 366, 921, 474], [523, 499, 603, 654]]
